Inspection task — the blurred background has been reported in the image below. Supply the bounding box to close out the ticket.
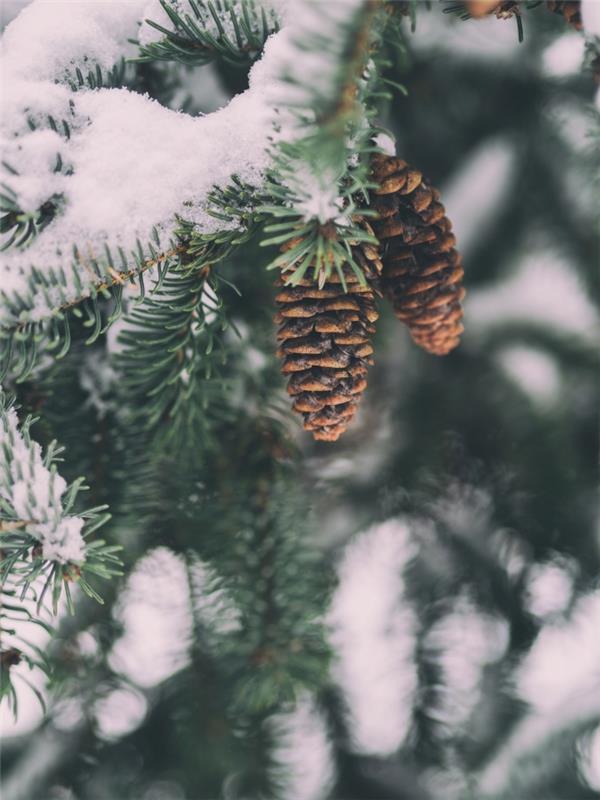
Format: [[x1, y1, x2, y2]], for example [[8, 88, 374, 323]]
[[1, 2, 599, 799]]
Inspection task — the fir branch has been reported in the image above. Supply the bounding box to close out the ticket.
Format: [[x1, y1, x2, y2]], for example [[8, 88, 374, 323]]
[[135, 0, 279, 67], [185, 463, 331, 716], [64, 59, 129, 92], [137, 407, 329, 719], [1, 198, 61, 253], [0, 393, 122, 714], [116, 244, 239, 447], [259, 0, 388, 285], [1, 110, 74, 254], [0, 236, 185, 383]]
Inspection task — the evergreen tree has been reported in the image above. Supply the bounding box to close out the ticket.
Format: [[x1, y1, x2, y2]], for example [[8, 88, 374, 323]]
[[1, 2, 599, 799]]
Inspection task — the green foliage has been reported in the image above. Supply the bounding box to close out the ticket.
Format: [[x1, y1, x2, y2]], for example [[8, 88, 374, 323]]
[[187, 474, 331, 716], [0, 392, 123, 715], [0, 232, 184, 383], [1, 1, 598, 798], [116, 251, 236, 446], [259, 1, 390, 285], [135, 0, 279, 66]]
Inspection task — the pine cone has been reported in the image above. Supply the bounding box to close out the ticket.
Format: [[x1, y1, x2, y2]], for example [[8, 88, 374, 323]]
[[370, 153, 465, 356], [547, 1, 582, 30], [275, 231, 382, 442]]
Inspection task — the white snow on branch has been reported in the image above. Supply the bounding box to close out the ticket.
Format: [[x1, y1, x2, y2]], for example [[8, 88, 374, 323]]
[[0, 0, 369, 325], [517, 588, 600, 714], [260, 0, 365, 117], [138, 0, 277, 47], [0, 401, 85, 564], [583, 0, 600, 38], [478, 588, 600, 797], [424, 592, 509, 733], [0, 40, 281, 321], [271, 695, 335, 800], [288, 164, 348, 225], [328, 519, 418, 756], [1, 0, 146, 82], [244, 0, 370, 231]]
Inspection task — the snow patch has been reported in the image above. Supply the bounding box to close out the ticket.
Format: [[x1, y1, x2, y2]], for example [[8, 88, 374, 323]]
[[1, 0, 145, 82], [0, 401, 86, 563], [542, 32, 585, 77], [517, 589, 600, 713], [328, 519, 418, 756], [0, 22, 286, 321], [583, 0, 600, 37], [497, 346, 562, 405]]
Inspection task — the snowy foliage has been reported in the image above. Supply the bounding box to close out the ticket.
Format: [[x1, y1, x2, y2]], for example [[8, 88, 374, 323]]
[[1, 0, 145, 82], [328, 519, 418, 755], [0, 1, 280, 322], [0, 0, 373, 332], [0, 398, 86, 564]]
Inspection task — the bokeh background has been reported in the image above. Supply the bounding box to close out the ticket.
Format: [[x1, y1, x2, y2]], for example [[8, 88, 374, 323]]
[[1, 2, 599, 799]]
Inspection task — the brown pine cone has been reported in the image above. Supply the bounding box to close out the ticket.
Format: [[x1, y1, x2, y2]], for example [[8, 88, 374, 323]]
[[370, 153, 465, 356], [275, 232, 382, 442], [547, 1, 582, 30]]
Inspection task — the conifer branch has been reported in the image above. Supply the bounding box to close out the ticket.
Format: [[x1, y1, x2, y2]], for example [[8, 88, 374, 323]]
[[135, 0, 279, 66], [116, 238, 243, 447], [188, 468, 331, 715], [260, 0, 389, 286], [0, 393, 122, 714], [0, 238, 185, 383]]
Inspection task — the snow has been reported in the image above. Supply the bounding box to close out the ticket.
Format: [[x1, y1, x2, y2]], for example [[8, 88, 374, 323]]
[[259, 0, 363, 114], [524, 557, 575, 620], [138, 0, 273, 48], [425, 594, 509, 732], [1, 127, 68, 213], [542, 32, 585, 77], [479, 589, 600, 795], [0, 401, 86, 563], [328, 519, 418, 755], [79, 350, 117, 418], [272, 695, 335, 800], [442, 139, 516, 256], [580, 725, 600, 792], [139, 0, 184, 47], [583, 0, 600, 37], [0, 10, 285, 325], [108, 547, 192, 687], [94, 685, 148, 741], [289, 164, 347, 225], [0, 1, 28, 30], [496, 346, 562, 405], [0, 0, 368, 328], [1, 0, 145, 82], [408, 6, 520, 61], [466, 252, 600, 341], [517, 589, 600, 714], [374, 131, 396, 156]]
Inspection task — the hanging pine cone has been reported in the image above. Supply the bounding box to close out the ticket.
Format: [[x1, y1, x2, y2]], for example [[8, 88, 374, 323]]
[[370, 153, 465, 356], [547, 1, 582, 30], [275, 228, 382, 442]]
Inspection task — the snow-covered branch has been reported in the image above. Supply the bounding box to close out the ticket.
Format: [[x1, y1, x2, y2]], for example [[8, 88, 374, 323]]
[[0, 396, 85, 564], [0, 0, 386, 389]]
